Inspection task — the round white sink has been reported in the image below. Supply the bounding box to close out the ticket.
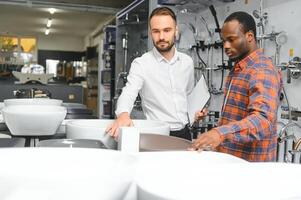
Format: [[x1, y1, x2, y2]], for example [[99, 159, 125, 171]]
[[4, 98, 63, 106], [0, 102, 4, 122], [62, 103, 87, 109], [66, 119, 170, 150], [136, 151, 247, 165], [0, 106, 7, 131], [135, 151, 301, 200], [0, 148, 136, 200], [2, 105, 66, 136]]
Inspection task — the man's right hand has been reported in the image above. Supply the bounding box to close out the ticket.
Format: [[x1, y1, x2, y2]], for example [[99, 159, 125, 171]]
[[194, 108, 208, 122], [105, 112, 134, 139]]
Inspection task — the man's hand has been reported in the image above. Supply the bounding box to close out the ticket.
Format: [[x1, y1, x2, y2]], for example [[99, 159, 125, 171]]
[[194, 108, 208, 122], [105, 112, 133, 139], [188, 129, 222, 151]]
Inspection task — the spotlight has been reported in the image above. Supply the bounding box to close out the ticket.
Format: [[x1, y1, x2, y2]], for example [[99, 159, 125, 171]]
[[48, 8, 56, 14], [45, 28, 50, 35], [46, 18, 52, 28]]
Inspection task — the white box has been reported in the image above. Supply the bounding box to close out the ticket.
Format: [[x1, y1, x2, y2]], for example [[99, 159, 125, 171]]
[[118, 127, 140, 153]]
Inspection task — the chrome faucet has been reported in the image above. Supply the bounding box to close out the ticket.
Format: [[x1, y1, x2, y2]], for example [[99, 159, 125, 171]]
[[293, 138, 301, 151], [278, 121, 300, 142], [278, 121, 301, 162], [289, 138, 301, 163]]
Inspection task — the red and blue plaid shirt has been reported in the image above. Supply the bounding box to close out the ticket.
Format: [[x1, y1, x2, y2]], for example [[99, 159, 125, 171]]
[[214, 49, 282, 162]]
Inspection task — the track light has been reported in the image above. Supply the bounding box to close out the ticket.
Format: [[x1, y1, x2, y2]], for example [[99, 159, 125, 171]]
[[45, 28, 50, 35], [46, 18, 52, 28], [49, 8, 56, 14]]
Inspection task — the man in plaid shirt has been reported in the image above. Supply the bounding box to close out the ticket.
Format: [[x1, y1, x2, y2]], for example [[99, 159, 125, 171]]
[[190, 11, 282, 162]]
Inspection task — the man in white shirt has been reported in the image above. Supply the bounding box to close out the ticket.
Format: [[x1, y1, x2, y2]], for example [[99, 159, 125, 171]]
[[106, 7, 199, 140]]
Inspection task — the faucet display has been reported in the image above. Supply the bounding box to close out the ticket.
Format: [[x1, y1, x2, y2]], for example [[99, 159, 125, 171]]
[[294, 138, 301, 151], [289, 138, 301, 163], [278, 121, 301, 162]]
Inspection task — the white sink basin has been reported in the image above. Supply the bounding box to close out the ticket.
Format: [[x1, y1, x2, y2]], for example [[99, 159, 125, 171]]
[[1, 148, 300, 200], [55, 119, 75, 134], [66, 119, 170, 150], [135, 151, 247, 165], [0, 148, 136, 200], [135, 152, 301, 200], [2, 105, 66, 136], [0, 102, 4, 119], [4, 98, 63, 106]]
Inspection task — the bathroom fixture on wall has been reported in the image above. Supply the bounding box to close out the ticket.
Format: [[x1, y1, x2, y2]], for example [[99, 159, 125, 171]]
[[289, 137, 301, 163], [278, 121, 301, 162], [278, 56, 301, 84], [253, 0, 268, 49]]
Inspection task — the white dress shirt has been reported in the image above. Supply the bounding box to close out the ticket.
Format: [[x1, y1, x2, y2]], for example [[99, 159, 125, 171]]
[[116, 47, 194, 131]]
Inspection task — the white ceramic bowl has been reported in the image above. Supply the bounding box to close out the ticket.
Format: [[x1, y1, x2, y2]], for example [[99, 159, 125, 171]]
[[135, 151, 301, 200], [135, 152, 301, 200], [133, 151, 246, 200], [0, 148, 136, 200], [62, 103, 87, 109], [4, 98, 63, 107], [135, 151, 247, 166], [55, 119, 76, 134], [0, 113, 4, 123], [66, 119, 170, 150], [0, 102, 4, 119], [2, 105, 67, 136]]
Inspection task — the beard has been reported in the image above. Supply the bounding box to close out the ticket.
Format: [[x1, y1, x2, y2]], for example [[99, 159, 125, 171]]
[[227, 42, 250, 62], [229, 50, 249, 62], [154, 40, 175, 53]]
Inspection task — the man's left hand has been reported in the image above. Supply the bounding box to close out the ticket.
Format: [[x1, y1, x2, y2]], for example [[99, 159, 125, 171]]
[[189, 129, 222, 151]]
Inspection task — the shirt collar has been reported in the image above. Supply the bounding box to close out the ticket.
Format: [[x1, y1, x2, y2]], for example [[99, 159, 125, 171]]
[[234, 48, 263, 72], [152, 47, 180, 64]]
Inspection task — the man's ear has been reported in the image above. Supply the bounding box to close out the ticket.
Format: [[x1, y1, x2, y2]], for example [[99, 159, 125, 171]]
[[175, 25, 181, 41], [246, 31, 255, 43]]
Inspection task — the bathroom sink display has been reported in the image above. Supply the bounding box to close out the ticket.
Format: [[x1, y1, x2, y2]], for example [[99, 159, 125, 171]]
[[66, 119, 170, 149], [135, 152, 301, 200], [2, 105, 66, 136], [4, 98, 63, 106], [0, 148, 136, 200]]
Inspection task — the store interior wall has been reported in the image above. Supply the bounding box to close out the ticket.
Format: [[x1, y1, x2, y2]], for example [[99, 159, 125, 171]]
[[38, 34, 85, 52], [175, 0, 301, 113], [173, 0, 301, 156]]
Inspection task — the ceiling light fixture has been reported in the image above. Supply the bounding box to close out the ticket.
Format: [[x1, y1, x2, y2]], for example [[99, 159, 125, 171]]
[[45, 28, 50, 35], [0, 1, 118, 14], [48, 8, 56, 14], [46, 18, 52, 28]]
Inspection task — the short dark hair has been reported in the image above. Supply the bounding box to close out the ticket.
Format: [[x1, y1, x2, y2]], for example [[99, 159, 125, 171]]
[[224, 11, 256, 38], [149, 7, 177, 23]]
